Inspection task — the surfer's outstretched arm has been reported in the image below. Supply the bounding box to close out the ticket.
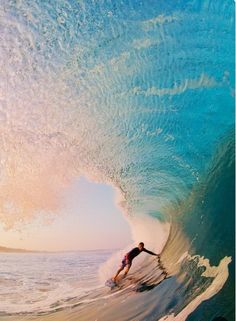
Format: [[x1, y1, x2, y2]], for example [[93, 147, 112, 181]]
[[143, 248, 159, 256]]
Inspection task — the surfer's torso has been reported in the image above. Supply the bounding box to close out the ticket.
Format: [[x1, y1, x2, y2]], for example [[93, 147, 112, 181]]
[[125, 247, 151, 262]]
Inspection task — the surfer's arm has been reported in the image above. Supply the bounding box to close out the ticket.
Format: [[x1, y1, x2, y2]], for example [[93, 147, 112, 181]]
[[143, 248, 159, 256]]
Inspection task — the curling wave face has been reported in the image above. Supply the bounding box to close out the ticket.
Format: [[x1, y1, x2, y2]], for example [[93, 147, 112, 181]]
[[0, 0, 234, 320]]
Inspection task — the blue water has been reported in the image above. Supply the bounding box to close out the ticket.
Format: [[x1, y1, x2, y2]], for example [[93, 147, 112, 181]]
[[0, 0, 234, 320]]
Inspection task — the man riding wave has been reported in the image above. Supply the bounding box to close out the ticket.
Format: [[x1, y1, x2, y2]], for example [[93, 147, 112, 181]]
[[112, 242, 159, 282]]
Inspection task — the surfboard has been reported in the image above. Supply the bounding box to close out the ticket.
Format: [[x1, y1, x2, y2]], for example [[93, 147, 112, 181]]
[[105, 278, 117, 289]]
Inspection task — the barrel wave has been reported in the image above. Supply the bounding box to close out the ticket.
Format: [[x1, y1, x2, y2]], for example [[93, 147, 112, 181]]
[[0, 0, 234, 320]]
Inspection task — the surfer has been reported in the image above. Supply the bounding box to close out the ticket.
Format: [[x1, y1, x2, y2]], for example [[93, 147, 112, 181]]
[[112, 242, 159, 282]]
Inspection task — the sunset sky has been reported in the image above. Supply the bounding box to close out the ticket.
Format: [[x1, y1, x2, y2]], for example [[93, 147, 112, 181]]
[[0, 177, 132, 251]]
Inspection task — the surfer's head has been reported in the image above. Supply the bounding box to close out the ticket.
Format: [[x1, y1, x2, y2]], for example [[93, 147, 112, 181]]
[[138, 242, 144, 250]]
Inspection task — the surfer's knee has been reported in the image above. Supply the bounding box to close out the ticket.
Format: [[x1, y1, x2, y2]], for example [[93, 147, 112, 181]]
[[124, 264, 131, 274]]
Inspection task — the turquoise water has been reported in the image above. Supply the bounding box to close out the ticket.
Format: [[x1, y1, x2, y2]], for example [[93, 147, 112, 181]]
[[0, 0, 234, 320]]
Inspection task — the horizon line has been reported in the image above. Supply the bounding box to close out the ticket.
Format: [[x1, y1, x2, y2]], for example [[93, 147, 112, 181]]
[[0, 245, 122, 253]]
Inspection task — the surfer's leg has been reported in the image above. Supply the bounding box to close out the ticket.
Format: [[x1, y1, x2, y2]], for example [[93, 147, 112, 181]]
[[113, 267, 124, 281], [123, 263, 131, 278], [113, 257, 127, 281]]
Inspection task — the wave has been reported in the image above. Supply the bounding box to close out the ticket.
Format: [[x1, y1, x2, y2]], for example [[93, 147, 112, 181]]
[[1, 132, 234, 320], [0, 0, 234, 320]]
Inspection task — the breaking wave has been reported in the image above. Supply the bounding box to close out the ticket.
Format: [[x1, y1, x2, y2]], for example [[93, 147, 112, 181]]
[[0, 0, 234, 320]]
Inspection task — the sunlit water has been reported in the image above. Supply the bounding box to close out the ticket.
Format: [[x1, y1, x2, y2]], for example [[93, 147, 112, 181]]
[[0, 250, 113, 314]]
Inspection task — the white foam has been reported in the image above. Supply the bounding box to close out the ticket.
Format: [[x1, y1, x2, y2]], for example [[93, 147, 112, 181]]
[[158, 255, 232, 321]]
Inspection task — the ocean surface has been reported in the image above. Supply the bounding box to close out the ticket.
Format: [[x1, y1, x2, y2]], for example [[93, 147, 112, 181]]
[[0, 250, 113, 315], [0, 0, 235, 320]]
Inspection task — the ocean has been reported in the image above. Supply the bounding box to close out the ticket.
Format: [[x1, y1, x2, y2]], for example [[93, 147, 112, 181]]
[[0, 250, 113, 315], [0, 0, 234, 320]]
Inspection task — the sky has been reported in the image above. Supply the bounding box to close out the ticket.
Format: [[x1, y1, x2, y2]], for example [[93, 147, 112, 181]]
[[0, 177, 132, 251]]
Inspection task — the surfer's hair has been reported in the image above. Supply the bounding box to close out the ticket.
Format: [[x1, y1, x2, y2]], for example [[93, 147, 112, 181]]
[[139, 242, 144, 247]]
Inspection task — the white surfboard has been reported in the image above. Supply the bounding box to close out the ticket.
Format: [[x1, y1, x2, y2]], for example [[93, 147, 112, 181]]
[[105, 278, 117, 289]]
